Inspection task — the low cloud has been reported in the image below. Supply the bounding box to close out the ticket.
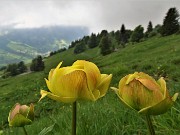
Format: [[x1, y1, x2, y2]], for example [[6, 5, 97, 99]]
[[0, 0, 179, 33]]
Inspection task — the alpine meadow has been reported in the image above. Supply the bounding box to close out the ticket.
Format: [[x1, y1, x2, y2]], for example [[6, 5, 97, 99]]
[[0, 2, 180, 135]]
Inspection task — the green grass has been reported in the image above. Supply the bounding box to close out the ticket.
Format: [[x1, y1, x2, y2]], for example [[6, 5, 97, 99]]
[[0, 41, 37, 67], [7, 41, 36, 51], [0, 34, 180, 135]]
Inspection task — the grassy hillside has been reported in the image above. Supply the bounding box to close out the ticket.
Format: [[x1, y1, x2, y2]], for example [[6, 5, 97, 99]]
[[0, 34, 180, 135], [7, 41, 38, 55], [0, 26, 89, 66]]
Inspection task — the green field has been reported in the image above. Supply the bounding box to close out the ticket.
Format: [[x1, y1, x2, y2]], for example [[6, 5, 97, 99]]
[[7, 41, 38, 56], [0, 34, 180, 135], [0, 41, 38, 67]]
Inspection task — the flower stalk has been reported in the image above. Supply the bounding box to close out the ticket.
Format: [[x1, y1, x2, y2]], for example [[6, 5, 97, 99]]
[[22, 126, 28, 135], [72, 101, 77, 135], [146, 115, 155, 135]]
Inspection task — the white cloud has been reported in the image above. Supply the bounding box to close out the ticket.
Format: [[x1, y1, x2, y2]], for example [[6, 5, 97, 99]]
[[0, 0, 180, 33]]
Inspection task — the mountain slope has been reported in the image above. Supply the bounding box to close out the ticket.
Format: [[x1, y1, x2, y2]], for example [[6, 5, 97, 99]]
[[0, 26, 89, 66], [0, 34, 180, 135]]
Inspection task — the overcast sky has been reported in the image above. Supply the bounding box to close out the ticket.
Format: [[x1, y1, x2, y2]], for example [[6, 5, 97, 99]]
[[0, 0, 180, 33]]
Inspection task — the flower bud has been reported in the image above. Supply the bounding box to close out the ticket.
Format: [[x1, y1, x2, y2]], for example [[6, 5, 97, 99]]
[[8, 103, 34, 127], [111, 72, 178, 115]]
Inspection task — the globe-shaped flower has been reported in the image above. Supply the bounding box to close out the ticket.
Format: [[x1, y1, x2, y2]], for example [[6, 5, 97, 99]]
[[8, 103, 34, 127], [40, 60, 112, 103], [111, 72, 178, 115]]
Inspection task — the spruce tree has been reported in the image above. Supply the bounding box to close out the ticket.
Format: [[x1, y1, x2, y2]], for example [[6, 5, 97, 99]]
[[161, 7, 179, 36], [74, 42, 86, 54], [100, 30, 108, 37], [147, 21, 153, 33], [100, 35, 111, 55], [120, 24, 127, 47], [88, 33, 97, 48], [17, 61, 27, 73], [30, 55, 44, 71], [6, 63, 18, 76]]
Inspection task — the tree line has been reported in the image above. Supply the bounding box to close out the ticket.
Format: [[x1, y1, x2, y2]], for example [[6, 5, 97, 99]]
[[1, 55, 44, 78], [69, 7, 179, 56]]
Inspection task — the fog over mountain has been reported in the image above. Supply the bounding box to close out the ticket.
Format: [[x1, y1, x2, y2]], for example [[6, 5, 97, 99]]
[[0, 25, 89, 66], [0, 0, 179, 33]]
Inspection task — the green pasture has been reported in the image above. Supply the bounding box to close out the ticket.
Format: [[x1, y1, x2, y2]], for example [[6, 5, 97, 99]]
[[0, 35, 180, 135]]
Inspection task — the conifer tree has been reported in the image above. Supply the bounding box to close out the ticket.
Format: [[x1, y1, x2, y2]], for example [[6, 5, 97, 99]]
[[161, 7, 179, 36], [100, 35, 111, 55], [74, 42, 86, 54], [17, 61, 27, 73], [147, 21, 153, 33], [131, 25, 144, 42], [88, 33, 97, 48], [30, 55, 44, 71], [120, 24, 127, 47]]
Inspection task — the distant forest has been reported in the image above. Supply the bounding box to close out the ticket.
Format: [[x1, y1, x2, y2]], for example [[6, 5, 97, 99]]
[[66, 7, 179, 56]]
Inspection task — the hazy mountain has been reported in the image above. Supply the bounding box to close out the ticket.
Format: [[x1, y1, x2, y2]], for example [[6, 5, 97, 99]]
[[0, 26, 89, 66]]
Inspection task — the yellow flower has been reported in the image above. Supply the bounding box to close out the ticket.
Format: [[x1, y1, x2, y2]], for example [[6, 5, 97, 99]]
[[40, 60, 112, 103], [111, 72, 178, 115], [8, 103, 34, 127]]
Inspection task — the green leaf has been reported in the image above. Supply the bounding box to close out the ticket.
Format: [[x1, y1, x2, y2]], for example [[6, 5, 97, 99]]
[[9, 113, 32, 127], [38, 124, 55, 135]]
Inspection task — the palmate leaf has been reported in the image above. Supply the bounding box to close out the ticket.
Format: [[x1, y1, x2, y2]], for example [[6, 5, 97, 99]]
[[38, 123, 55, 135]]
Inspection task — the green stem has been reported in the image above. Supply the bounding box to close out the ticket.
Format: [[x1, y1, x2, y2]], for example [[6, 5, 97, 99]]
[[72, 101, 77, 135], [22, 126, 28, 135], [146, 115, 155, 135]]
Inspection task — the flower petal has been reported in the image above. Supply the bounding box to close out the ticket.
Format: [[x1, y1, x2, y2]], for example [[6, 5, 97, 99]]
[[92, 89, 100, 101], [83, 61, 101, 90], [47, 67, 82, 97], [125, 72, 139, 85], [172, 93, 179, 102], [19, 105, 29, 118], [116, 91, 137, 111], [80, 88, 100, 101], [72, 60, 86, 67], [73, 60, 101, 90], [39, 90, 48, 101], [97, 74, 112, 98], [8, 103, 20, 122], [78, 74, 97, 101], [119, 74, 129, 89], [48, 69, 55, 81], [79, 76, 105, 101], [48, 62, 62, 81], [120, 83, 142, 110], [40, 90, 77, 103], [55, 62, 63, 70], [110, 87, 119, 93], [136, 78, 160, 91], [55, 70, 86, 98], [45, 78, 52, 92], [157, 77, 169, 98], [138, 96, 175, 115], [27, 104, 34, 121], [111, 86, 136, 111]]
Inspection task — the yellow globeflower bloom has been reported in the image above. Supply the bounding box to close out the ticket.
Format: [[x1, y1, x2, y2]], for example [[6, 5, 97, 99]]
[[111, 72, 178, 115], [40, 60, 112, 103]]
